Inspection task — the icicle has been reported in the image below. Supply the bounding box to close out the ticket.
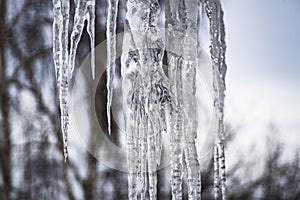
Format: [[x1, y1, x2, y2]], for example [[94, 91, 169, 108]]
[[166, 0, 202, 199], [106, 0, 119, 135], [181, 1, 202, 199], [204, 0, 227, 199], [53, 0, 96, 161], [58, 0, 70, 162], [165, 1, 184, 198], [147, 2, 165, 200], [122, 0, 165, 199], [69, 0, 95, 79], [53, 0, 70, 161]]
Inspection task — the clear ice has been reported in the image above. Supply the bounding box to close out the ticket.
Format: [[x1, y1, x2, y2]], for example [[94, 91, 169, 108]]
[[204, 0, 227, 199], [53, 0, 70, 162], [69, 0, 95, 78], [165, 0, 202, 199], [53, 0, 96, 161], [121, 0, 166, 199], [53, 0, 228, 198], [106, 0, 119, 135]]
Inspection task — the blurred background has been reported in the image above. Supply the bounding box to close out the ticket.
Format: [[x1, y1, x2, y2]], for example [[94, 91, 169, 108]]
[[0, 0, 299, 199]]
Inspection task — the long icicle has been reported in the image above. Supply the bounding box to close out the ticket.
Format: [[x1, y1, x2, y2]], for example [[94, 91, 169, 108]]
[[60, 0, 70, 162], [166, 0, 202, 199], [165, 1, 184, 197], [106, 0, 119, 135], [181, 1, 202, 199], [53, 0, 96, 161], [122, 0, 165, 199], [147, 1, 164, 199], [204, 0, 227, 199]]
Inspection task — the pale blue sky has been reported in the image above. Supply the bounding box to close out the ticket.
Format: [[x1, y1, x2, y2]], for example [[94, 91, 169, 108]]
[[222, 0, 300, 163], [225, 0, 300, 82]]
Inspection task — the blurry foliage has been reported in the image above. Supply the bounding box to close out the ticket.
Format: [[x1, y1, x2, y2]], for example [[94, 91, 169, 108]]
[[0, 0, 299, 199]]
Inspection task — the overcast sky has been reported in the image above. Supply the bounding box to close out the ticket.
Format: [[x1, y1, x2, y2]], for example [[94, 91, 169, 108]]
[[222, 0, 300, 162]]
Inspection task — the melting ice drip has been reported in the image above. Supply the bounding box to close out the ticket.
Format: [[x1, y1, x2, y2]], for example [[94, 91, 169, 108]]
[[53, 0, 227, 198], [52, 0, 95, 161]]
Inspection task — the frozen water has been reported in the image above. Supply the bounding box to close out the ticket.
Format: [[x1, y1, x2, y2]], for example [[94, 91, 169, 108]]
[[121, 0, 166, 199], [106, 0, 119, 135], [165, 0, 202, 199], [53, 0, 96, 161], [53, 0, 227, 198], [204, 0, 227, 199], [52, 0, 70, 161], [69, 0, 95, 78]]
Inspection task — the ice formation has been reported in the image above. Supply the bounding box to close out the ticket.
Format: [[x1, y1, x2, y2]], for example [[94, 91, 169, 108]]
[[121, 1, 166, 199], [52, 0, 95, 161], [53, 0, 227, 198], [165, 0, 202, 199], [53, 0, 70, 162], [69, 0, 95, 78], [204, 0, 227, 199], [106, 0, 119, 135]]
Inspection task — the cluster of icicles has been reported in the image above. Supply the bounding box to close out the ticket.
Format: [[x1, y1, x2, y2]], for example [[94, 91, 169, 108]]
[[52, 0, 227, 199]]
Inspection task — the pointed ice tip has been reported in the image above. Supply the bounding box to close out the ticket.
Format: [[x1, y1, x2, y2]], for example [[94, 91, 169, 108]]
[[91, 61, 95, 80], [108, 121, 111, 136], [63, 151, 68, 162], [91, 69, 95, 80]]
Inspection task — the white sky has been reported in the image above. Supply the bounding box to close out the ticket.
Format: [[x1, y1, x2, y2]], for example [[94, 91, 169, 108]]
[[223, 0, 300, 163]]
